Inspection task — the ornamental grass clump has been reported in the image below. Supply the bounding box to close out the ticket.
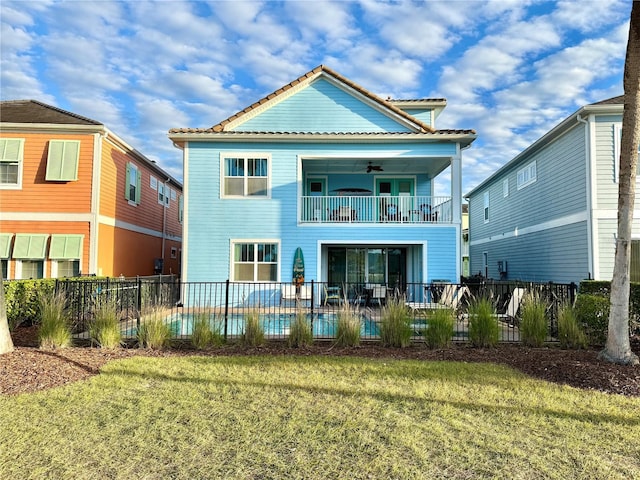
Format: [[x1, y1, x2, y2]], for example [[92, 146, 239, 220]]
[[242, 309, 265, 346], [38, 292, 72, 349], [467, 297, 499, 348], [89, 300, 122, 349], [288, 308, 313, 348], [379, 296, 412, 348], [519, 291, 548, 347], [335, 302, 361, 347], [424, 308, 455, 349], [138, 308, 172, 350], [557, 303, 588, 349], [191, 311, 224, 350]]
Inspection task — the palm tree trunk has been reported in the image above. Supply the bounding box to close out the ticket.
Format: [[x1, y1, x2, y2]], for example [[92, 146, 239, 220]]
[[601, 1, 640, 365]]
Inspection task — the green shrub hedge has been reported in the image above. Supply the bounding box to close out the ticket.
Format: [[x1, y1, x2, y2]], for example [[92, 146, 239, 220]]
[[3, 279, 56, 330], [577, 280, 640, 346]]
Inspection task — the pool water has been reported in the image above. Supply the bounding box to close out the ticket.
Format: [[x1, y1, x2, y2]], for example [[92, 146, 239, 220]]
[[130, 312, 380, 338]]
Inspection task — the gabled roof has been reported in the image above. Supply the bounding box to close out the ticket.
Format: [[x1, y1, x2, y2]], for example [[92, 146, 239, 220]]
[[210, 65, 435, 134], [170, 66, 478, 139], [0, 100, 102, 125], [465, 95, 624, 198]]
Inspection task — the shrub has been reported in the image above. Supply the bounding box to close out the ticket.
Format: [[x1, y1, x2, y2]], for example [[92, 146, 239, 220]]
[[191, 311, 224, 350], [38, 292, 72, 349], [335, 302, 361, 347], [519, 291, 548, 347], [467, 297, 499, 348], [138, 308, 172, 349], [575, 294, 609, 346], [379, 296, 412, 348], [557, 303, 588, 349], [242, 309, 265, 347], [5, 279, 56, 330], [288, 309, 313, 348], [89, 300, 122, 349], [424, 308, 454, 349]]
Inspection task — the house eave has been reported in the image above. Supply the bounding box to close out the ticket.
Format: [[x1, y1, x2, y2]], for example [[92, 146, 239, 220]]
[[0, 122, 105, 135], [168, 131, 477, 146]]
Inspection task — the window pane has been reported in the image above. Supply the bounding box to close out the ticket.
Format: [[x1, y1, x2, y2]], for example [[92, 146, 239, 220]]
[[22, 260, 43, 279], [57, 260, 80, 278], [0, 163, 18, 184], [1, 260, 7, 280], [225, 158, 244, 176], [257, 264, 277, 281], [225, 178, 244, 196], [234, 263, 254, 281], [247, 178, 267, 196]]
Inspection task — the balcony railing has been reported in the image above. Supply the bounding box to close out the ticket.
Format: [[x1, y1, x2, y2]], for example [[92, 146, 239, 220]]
[[301, 195, 452, 224]]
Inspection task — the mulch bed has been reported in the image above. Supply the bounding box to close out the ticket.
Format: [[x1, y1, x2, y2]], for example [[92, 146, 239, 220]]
[[2, 326, 639, 397]]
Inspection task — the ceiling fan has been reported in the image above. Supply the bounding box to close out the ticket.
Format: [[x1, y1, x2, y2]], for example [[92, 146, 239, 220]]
[[366, 162, 383, 173]]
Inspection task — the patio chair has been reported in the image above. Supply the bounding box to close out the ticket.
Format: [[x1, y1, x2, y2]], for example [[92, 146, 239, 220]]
[[498, 287, 526, 326], [324, 284, 342, 305], [370, 284, 387, 306], [405, 284, 468, 314]]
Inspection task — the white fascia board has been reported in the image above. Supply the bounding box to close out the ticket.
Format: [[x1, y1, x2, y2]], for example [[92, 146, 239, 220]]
[[168, 132, 477, 145], [0, 123, 104, 134]]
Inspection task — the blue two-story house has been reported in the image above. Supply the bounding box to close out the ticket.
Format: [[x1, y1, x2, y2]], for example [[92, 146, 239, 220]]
[[169, 66, 476, 303]]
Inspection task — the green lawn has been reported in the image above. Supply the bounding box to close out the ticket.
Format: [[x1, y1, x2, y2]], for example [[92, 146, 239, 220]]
[[1, 355, 638, 479]]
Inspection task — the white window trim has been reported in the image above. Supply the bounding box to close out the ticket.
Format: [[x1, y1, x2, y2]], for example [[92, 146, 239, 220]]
[[0, 138, 25, 190], [127, 162, 140, 206], [482, 251, 489, 278], [50, 259, 80, 278], [230, 239, 280, 282], [503, 178, 509, 197], [150, 175, 158, 190], [517, 160, 537, 190], [220, 152, 272, 199], [15, 259, 46, 280], [483, 191, 489, 224], [170, 247, 177, 259], [158, 183, 170, 207]]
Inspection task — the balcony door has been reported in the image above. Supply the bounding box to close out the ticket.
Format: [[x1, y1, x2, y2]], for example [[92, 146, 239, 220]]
[[375, 178, 414, 221], [306, 177, 327, 221]]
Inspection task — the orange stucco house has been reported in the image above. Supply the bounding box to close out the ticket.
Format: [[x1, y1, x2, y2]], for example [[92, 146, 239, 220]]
[[0, 100, 182, 279]]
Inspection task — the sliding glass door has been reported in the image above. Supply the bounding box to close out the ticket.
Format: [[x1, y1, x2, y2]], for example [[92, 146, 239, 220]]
[[327, 247, 406, 288]]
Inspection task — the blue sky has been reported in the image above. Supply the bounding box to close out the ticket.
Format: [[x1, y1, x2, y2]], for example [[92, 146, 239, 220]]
[[0, 0, 631, 193]]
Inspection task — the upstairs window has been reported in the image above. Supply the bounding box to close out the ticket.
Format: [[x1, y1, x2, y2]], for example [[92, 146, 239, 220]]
[[125, 162, 141, 205], [483, 191, 490, 223], [517, 161, 537, 189], [46, 140, 80, 181], [503, 178, 509, 197], [158, 183, 170, 206], [223, 154, 269, 197], [0, 138, 24, 188]]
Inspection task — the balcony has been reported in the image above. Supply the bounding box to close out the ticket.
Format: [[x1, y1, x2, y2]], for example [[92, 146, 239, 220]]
[[300, 195, 452, 224]]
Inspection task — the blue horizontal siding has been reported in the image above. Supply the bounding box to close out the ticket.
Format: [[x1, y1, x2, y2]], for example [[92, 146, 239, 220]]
[[235, 78, 413, 133]]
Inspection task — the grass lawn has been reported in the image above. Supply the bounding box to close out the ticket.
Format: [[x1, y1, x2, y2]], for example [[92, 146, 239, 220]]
[[1, 355, 639, 479]]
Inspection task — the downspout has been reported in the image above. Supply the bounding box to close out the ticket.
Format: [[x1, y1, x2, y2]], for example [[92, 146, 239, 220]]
[[162, 177, 170, 274], [577, 113, 594, 280]]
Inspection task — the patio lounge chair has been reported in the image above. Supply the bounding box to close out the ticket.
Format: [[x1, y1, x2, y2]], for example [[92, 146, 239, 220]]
[[281, 284, 297, 306], [324, 284, 342, 305], [497, 287, 526, 326], [405, 284, 469, 313]]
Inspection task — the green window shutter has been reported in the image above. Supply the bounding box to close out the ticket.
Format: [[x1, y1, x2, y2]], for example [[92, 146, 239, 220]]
[[135, 169, 142, 204], [49, 235, 83, 259], [45, 140, 80, 181], [125, 163, 131, 200], [13, 234, 48, 259], [0, 233, 13, 259], [0, 139, 23, 161]]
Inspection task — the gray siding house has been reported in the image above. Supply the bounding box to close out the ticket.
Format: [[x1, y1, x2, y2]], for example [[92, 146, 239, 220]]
[[465, 96, 639, 284]]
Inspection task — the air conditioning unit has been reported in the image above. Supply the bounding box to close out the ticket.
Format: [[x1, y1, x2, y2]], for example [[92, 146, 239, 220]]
[[497, 261, 508, 274]]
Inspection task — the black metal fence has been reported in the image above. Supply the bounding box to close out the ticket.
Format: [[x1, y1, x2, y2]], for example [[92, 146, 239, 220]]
[[56, 278, 577, 344]]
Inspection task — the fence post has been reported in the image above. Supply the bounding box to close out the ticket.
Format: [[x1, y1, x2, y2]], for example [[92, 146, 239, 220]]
[[569, 282, 577, 305], [224, 279, 230, 341], [310, 279, 314, 333], [136, 276, 142, 332]]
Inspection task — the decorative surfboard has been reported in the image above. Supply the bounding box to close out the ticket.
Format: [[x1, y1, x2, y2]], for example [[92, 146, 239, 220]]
[[293, 247, 305, 285]]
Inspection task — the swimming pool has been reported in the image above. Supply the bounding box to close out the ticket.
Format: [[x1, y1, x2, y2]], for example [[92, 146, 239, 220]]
[[129, 312, 380, 339]]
